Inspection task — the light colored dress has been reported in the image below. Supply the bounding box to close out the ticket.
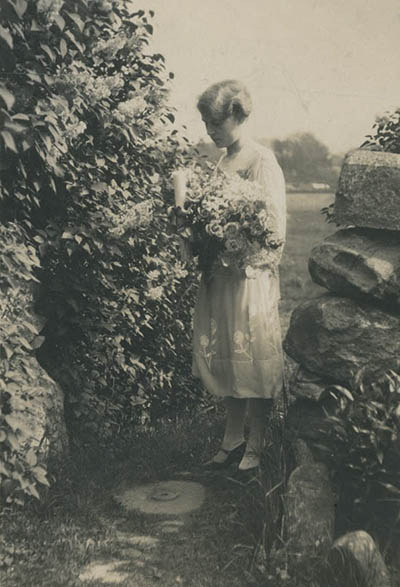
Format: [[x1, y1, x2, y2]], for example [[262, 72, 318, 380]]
[[192, 144, 286, 399]]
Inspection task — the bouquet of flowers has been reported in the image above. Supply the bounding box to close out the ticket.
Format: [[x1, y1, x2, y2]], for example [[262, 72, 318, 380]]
[[172, 162, 283, 276]]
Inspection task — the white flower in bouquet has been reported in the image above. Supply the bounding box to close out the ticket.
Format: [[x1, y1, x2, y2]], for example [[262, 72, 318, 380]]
[[177, 162, 283, 273]]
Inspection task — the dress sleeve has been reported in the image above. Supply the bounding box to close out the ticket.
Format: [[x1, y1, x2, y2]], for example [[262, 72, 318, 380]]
[[251, 148, 286, 245], [242, 148, 286, 273]]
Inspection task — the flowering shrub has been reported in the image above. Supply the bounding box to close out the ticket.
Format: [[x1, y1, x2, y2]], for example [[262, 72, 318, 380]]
[[0, 0, 204, 450], [177, 164, 284, 276]]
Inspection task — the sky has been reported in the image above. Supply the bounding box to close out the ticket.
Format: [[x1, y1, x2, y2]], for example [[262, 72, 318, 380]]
[[145, 0, 400, 154]]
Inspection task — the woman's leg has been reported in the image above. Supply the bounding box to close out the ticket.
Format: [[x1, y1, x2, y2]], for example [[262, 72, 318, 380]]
[[238, 398, 273, 470], [209, 396, 247, 464]]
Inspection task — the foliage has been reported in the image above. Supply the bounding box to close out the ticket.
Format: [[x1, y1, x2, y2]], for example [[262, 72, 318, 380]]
[[322, 108, 400, 224], [0, 0, 204, 452], [320, 200, 336, 224], [362, 108, 400, 154], [0, 223, 50, 506], [319, 370, 400, 521]]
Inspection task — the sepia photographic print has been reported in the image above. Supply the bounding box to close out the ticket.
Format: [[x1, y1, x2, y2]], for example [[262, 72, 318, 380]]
[[1, 0, 399, 585]]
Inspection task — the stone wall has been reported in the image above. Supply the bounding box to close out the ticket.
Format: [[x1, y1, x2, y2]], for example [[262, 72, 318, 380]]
[[281, 148, 399, 583]]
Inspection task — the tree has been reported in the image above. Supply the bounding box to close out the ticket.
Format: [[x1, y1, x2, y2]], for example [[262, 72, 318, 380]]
[[271, 132, 338, 187]]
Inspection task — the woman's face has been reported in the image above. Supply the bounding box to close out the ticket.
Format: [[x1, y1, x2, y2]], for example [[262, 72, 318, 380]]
[[201, 114, 242, 149]]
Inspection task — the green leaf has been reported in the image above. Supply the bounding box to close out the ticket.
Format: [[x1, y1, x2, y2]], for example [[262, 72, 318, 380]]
[[66, 11, 85, 32], [0, 87, 15, 110], [26, 483, 40, 500], [0, 25, 13, 49], [6, 431, 19, 450], [92, 182, 108, 192], [14, 0, 27, 17], [13, 113, 30, 121], [26, 448, 37, 467], [1, 130, 17, 152], [40, 44, 56, 62], [60, 38, 67, 58], [332, 385, 354, 402], [64, 30, 83, 53], [32, 465, 49, 486], [27, 71, 41, 83], [31, 335, 45, 349], [53, 15, 65, 31], [31, 20, 43, 32], [19, 336, 32, 350], [0, 460, 10, 475], [380, 482, 400, 495]]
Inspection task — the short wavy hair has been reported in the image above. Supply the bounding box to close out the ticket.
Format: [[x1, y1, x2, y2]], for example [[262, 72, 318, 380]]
[[197, 80, 252, 124]]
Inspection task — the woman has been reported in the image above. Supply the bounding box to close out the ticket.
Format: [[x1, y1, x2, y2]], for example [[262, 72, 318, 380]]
[[189, 80, 286, 475]]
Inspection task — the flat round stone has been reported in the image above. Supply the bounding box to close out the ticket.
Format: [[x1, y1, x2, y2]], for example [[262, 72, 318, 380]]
[[115, 480, 205, 515]]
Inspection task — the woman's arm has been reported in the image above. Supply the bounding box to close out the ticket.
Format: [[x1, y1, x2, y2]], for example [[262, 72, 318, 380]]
[[246, 149, 286, 272], [253, 148, 286, 245]]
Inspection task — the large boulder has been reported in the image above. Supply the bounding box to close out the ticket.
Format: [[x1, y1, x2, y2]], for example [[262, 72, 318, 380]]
[[335, 149, 400, 230], [285, 462, 336, 559], [3, 277, 68, 464], [289, 364, 331, 402], [284, 295, 400, 384], [309, 228, 400, 307], [1, 230, 67, 493], [8, 355, 67, 464]]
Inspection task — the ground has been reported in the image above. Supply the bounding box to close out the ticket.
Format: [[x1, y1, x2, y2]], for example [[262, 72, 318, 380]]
[[0, 411, 285, 587]]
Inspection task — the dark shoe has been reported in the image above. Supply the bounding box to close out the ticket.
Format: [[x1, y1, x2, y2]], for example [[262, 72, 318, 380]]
[[202, 442, 246, 471]]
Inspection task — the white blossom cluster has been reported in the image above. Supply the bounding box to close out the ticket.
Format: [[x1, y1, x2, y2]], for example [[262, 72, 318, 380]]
[[93, 32, 143, 62], [60, 66, 124, 104], [108, 200, 154, 236], [113, 94, 149, 124]]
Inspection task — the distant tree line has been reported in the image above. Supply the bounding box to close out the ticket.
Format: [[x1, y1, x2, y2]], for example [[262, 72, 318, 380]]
[[195, 132, 344, 190]]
